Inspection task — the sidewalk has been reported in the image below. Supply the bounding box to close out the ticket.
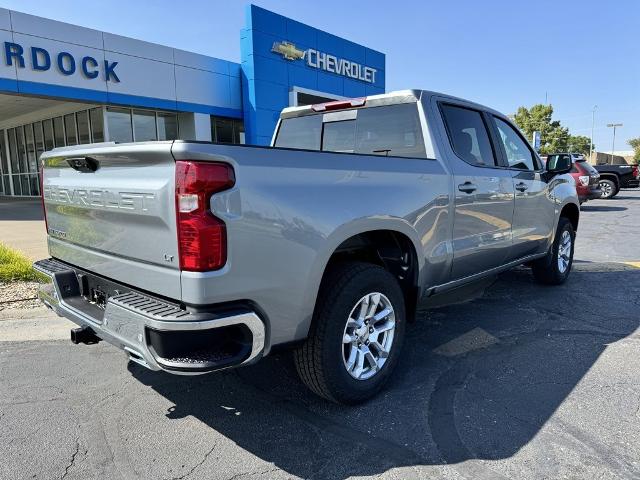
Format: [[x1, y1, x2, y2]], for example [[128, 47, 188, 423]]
[[0, 196, 48, 260]]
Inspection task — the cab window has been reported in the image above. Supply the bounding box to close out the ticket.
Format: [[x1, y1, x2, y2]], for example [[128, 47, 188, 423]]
[[440, 104, 497, 167], [494, 117, 539, 171]]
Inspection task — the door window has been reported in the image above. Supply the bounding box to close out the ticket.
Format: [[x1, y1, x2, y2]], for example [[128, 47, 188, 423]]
[[494, 117, 538, 171], [440, 104, 497, 167]]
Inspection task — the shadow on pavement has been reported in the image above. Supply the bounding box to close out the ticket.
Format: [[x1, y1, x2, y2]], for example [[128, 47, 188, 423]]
[[129, 263, 639, 479], [610, 196, 638, 201], [580, 205, 627, 212]]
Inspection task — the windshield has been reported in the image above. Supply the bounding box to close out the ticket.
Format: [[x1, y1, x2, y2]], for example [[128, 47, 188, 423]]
[[274, 103, 427, 158]]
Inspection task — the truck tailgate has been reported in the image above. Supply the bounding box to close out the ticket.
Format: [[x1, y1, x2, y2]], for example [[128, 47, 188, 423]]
[[41, 142, 181, 299]]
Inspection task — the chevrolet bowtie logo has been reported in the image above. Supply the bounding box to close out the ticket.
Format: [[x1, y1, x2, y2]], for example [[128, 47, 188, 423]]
[[271, 41, 305, 61]]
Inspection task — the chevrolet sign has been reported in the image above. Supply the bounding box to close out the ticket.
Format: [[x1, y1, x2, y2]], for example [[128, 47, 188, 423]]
[[271, 41, 377, 84]]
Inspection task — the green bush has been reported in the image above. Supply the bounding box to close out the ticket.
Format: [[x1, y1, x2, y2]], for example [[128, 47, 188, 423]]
[[0, 243, 48, 282]]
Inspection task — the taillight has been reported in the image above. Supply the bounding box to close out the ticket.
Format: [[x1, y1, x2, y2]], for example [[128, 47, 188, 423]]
[[633, 165, 639, 179], [175, 161, 235, 272], [40, 163, 48, 232], [578, 175, 590, 186]]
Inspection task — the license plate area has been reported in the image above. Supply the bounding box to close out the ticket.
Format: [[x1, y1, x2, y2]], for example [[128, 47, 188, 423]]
[[77, 271, 133, 311]]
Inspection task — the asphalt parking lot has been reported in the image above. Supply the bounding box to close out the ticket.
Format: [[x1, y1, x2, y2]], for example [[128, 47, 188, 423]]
[[2, 191, 640, 480]]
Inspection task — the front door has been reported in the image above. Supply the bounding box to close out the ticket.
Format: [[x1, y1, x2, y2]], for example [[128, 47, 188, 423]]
[[438, 102, 515, 280], [490, 116, 555, 260]]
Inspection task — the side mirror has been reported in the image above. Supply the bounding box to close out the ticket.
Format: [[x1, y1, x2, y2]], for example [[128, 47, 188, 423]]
[[546, 155, 572, 174]]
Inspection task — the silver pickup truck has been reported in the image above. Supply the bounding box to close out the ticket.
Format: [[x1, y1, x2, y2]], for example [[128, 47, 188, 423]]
[[35, 90, 579, 404]]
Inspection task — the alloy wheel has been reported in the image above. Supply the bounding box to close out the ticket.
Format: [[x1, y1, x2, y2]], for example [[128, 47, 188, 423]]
[[557, 230, 572, 273], [342, 292, 396, 381], [599, 181, 613, 198]]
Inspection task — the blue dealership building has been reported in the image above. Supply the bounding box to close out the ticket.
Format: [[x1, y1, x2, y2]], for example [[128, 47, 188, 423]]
[[0, 4, 385, 197]]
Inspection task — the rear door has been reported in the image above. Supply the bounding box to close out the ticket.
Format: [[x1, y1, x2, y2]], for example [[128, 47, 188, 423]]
[[489, 116, 555, 260], [437, 101, 515, 280], [41, 142, 181, 298]]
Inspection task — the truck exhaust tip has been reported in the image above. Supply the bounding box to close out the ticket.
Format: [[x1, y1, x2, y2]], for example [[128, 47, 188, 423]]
[[70, 326, 101, 345]]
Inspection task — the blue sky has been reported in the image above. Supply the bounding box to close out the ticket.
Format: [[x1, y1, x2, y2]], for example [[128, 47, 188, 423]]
[[2, 0, 639, 150]]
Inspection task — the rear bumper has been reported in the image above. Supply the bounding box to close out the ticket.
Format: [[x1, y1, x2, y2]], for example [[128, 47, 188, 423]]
[[623, 179, 640, 188], [578, 185, 602, 202], [34, 258, 265, 375]]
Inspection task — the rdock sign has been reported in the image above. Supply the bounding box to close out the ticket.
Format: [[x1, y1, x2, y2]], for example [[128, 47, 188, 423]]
[[3, 41, 120, 83]]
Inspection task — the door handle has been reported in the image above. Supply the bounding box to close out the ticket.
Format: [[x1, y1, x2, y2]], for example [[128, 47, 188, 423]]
[[515, 182, 529, 192], [458, 181, 477, 194]]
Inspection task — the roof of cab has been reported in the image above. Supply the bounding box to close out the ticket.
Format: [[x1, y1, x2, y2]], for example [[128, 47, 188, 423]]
[[279, 89, 507, 120], [280, 89, 422, 119]]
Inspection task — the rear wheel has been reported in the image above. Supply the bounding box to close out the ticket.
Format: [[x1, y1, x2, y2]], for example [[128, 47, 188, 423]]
[[531, 217, 575, 285], [599, 179, 617, 199], [294, 262, 406, 404]]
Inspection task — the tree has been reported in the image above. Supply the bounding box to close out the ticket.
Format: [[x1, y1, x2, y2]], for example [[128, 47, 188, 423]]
[[566, 135, 593, 156], [629, 137, 640, 162], [513, 104, 570, 155]]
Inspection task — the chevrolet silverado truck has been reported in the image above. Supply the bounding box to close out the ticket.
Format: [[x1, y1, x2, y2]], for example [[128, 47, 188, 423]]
[[593, 162, 640, 199], [35, 90, 579, 404]]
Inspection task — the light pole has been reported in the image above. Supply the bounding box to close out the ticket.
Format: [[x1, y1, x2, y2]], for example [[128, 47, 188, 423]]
[[607, 123, 623, 164], [590, 105, 597, 162]]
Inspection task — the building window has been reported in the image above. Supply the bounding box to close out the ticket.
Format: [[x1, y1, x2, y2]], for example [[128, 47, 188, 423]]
[[76, 111, 91, 144], [157, 112, 178, 140], [43, 119, 55, 151], [53, 117, 65, 148], [0, 130, 9, 195], [2, 107, 105, 196], [16, 127, 28, 173], [7, 129, 19, 175], [2, 106, 195, 196], [211, 117, 245, 144], [107, 107, 179, 143], [64, 114, 78, 146], [25, 124, 37, 172], [90, 108, 105, 143], [132, 110, 157, 142], [106, 107, 133, 143], [34, 122, 45, 159]]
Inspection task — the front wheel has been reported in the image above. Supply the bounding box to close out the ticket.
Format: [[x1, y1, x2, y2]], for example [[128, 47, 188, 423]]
[[531, 217, 575, 285], [294, 262, 406, 404], [599, 179, 618, 199]]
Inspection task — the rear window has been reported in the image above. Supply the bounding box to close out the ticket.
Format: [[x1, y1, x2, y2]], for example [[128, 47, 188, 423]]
[[274, 103, 427, 158], [576, 159, 598, 175], [272, 114, 322, 150]]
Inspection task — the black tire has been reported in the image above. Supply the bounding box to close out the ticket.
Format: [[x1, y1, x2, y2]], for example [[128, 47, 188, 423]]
[[599, 179, 618, 199], [294, 262, 406, 404], [531, 217, 575, 285]]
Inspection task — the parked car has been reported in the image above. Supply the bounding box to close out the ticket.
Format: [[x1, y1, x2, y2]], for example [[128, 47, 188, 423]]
[[547, 153, 601, 204], [34, 90, 579, 404], [593, 162, 640, 199]]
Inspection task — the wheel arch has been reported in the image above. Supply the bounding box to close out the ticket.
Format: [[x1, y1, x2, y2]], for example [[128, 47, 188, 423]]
[[560, 202, 580, 232], [302, 221, 425, 339], [599, 173, 620, 187]]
